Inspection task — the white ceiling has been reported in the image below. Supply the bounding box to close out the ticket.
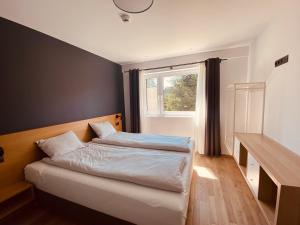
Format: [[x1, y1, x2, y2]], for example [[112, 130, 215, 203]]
[[0, 0, 287, 64]]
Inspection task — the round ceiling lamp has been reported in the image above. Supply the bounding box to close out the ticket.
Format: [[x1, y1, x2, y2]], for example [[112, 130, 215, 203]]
[[113, 0, 154, 14]]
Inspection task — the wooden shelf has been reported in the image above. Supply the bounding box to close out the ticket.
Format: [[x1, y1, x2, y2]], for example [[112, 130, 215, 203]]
[[0, 182, 34, 219], [258, 200, 276, 224], [234, 133, 300, 225], [0, 182, 32, 203], [239, 165, 247, 176], [235, 133, 300, 187]]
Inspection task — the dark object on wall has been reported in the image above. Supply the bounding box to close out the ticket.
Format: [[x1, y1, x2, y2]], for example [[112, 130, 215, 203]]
[[129, 69, 141, 133], [204, 58, 221, 156], [275, 55, 289, 67], [0, 17, 125, 135], [115, 114, 122, 126], [0, 147, 4, 163]]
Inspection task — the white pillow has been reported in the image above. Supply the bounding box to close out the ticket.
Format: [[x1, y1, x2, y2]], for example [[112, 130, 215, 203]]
[[36, 131, 84, 157], [90, 121, 116, 138]]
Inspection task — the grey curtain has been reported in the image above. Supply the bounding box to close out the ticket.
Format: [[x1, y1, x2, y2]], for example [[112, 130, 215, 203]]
[[204, 58, 221, 156], [129, 69, 141, 133]]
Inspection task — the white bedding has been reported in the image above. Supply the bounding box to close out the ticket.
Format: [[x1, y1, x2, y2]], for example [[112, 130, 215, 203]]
[[42, 143, 187, 192], [25, 149, 193, 225], [93, 132, 193, 153]]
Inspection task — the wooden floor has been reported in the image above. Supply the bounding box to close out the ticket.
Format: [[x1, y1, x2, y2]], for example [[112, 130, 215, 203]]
[[186, 156, 267, 225], [1, 155, 267, 225]]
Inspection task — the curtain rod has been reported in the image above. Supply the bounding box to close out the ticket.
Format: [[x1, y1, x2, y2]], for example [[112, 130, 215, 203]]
[[123, 58, 228, 73]]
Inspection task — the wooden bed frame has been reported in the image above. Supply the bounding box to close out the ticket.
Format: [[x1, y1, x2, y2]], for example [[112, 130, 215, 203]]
[[0, 113, 122, 189]]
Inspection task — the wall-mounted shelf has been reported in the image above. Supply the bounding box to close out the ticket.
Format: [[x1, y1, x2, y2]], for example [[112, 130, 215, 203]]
[[0, 181, 34, 220], [234, 133, 300, 225]]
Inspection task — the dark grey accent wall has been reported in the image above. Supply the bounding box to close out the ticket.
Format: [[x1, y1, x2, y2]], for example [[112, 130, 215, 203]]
[[0, 17, 124, 135]]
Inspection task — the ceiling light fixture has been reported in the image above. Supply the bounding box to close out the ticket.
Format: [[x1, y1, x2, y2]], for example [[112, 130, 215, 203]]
[[113, 0, 154, 14]]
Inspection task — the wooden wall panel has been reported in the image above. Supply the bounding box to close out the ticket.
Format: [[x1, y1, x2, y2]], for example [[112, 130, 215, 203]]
[[0, 113, 122, 188]]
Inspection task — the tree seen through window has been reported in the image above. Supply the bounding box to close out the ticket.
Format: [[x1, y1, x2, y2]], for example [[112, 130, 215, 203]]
[[163, 74, 197, 111]]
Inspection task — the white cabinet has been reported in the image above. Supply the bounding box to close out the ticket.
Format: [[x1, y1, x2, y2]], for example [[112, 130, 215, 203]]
[[246, 153, 260, 196]]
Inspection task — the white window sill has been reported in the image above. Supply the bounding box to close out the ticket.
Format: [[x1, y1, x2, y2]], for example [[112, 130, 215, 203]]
[[144, 114, 194, 118]]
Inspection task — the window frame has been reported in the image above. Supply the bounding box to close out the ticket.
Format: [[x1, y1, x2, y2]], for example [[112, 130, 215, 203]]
[[143, 67, 199, 117]]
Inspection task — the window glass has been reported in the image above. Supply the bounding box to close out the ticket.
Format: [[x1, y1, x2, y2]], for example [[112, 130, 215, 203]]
[[146, 77, 159, 114], [163, 74, 197, 111], [144, 68, 199, 116]]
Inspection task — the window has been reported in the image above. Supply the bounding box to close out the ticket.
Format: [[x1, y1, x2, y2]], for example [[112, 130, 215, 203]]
[[144, 67, 199, 116], [146, 77, 159, 114]]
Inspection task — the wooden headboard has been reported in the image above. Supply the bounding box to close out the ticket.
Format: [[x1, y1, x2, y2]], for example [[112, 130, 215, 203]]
[[0, 113, 122, 189]]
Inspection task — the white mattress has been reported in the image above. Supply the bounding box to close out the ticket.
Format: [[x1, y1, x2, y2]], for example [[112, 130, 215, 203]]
[[25, 151, 193, 225]]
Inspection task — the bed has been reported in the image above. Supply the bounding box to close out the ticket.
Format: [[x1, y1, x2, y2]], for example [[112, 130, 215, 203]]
[[92, 131, 194, 153], [25, 143, 194, 225]]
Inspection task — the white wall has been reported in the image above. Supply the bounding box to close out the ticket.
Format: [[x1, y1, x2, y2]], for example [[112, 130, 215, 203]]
[[123, 46, 249, 154], [249, 3, 300, 155], [142, 117, 195, 138], [220, 57, 249, 154]]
